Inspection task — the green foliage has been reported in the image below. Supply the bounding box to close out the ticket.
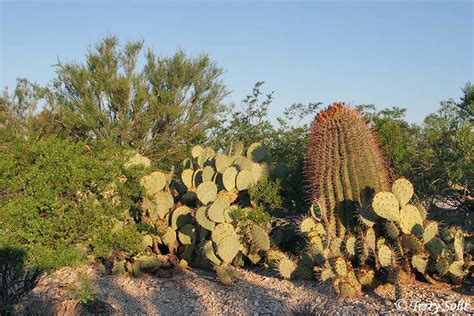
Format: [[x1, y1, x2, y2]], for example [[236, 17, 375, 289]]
[[118, 164, 151, 222], [248, 179, 283, 212], [35, 36, 228, 169], [271, 103, 316, 213], [212, 81, 275, 148], [66, 272, 97, 304], [458, 82, 474, 120], [91, 224, 141, 258], [357, 105, 419, 179], [0, 79, 44, 143], [0, 137, 140, 269], [357, 87, 473, 202], [229, 205, 272, 228], [417, 99, 473, 197]]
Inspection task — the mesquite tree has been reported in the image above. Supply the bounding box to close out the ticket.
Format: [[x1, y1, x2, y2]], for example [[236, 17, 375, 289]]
[[41, 36, 228, 168]]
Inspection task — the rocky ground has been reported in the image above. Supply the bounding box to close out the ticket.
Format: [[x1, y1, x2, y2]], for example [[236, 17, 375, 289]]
[[15, 262, 473, 315]]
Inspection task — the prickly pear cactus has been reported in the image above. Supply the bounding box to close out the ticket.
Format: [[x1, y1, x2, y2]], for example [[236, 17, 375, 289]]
[[298, 175, 470, 299], [372, 192, 400, 222], [133, 142, 282, 285], [391, 178, 414, 207]]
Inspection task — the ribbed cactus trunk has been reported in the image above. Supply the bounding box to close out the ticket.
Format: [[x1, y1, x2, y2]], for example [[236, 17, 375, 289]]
[[304, 103, 390, 235]]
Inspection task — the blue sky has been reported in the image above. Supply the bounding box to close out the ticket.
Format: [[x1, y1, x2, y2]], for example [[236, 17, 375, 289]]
[[1, 0, 472, 123]]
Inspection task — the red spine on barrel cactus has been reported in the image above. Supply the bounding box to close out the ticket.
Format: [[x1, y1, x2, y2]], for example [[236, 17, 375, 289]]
[[304, 102, 390, 233]]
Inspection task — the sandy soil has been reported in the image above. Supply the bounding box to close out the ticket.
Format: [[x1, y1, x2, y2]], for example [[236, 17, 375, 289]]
[[15, 262, 473, 315]]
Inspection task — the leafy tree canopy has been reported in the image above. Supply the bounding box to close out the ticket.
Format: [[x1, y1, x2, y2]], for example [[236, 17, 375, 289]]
[[39, 36, 228, 168], [357, 85, 473, 204]]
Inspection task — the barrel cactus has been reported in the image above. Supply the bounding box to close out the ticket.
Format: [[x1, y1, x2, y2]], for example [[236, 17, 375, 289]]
[[304, 102, 390, 234]]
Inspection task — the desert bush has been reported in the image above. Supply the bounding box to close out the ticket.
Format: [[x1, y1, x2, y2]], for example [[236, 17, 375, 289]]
[[36, 36, 227, 169], [0, 137, 141, 269], [248, 179, 283, 214], [357, 84, 473, 202], [66, 272, 98, 304]]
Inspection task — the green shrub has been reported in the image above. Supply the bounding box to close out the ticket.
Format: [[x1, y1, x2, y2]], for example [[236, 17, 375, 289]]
[[66, 272, 97, 304], [229, 205, 272, 228], [91, 224, 142, 258], [0, 137, 140, 269], [248, 179, 283, 212]]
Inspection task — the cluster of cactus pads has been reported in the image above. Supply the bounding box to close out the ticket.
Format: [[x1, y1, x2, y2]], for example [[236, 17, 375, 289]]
[[372, 179, 470, 280], [298, 103, 471, 298], [110, 102, 471, 298], [297, 178, 471, 298], [114, 141, 295, 284]]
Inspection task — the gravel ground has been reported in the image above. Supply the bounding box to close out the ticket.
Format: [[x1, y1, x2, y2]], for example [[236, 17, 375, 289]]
[[16, 262, 473, 315]]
